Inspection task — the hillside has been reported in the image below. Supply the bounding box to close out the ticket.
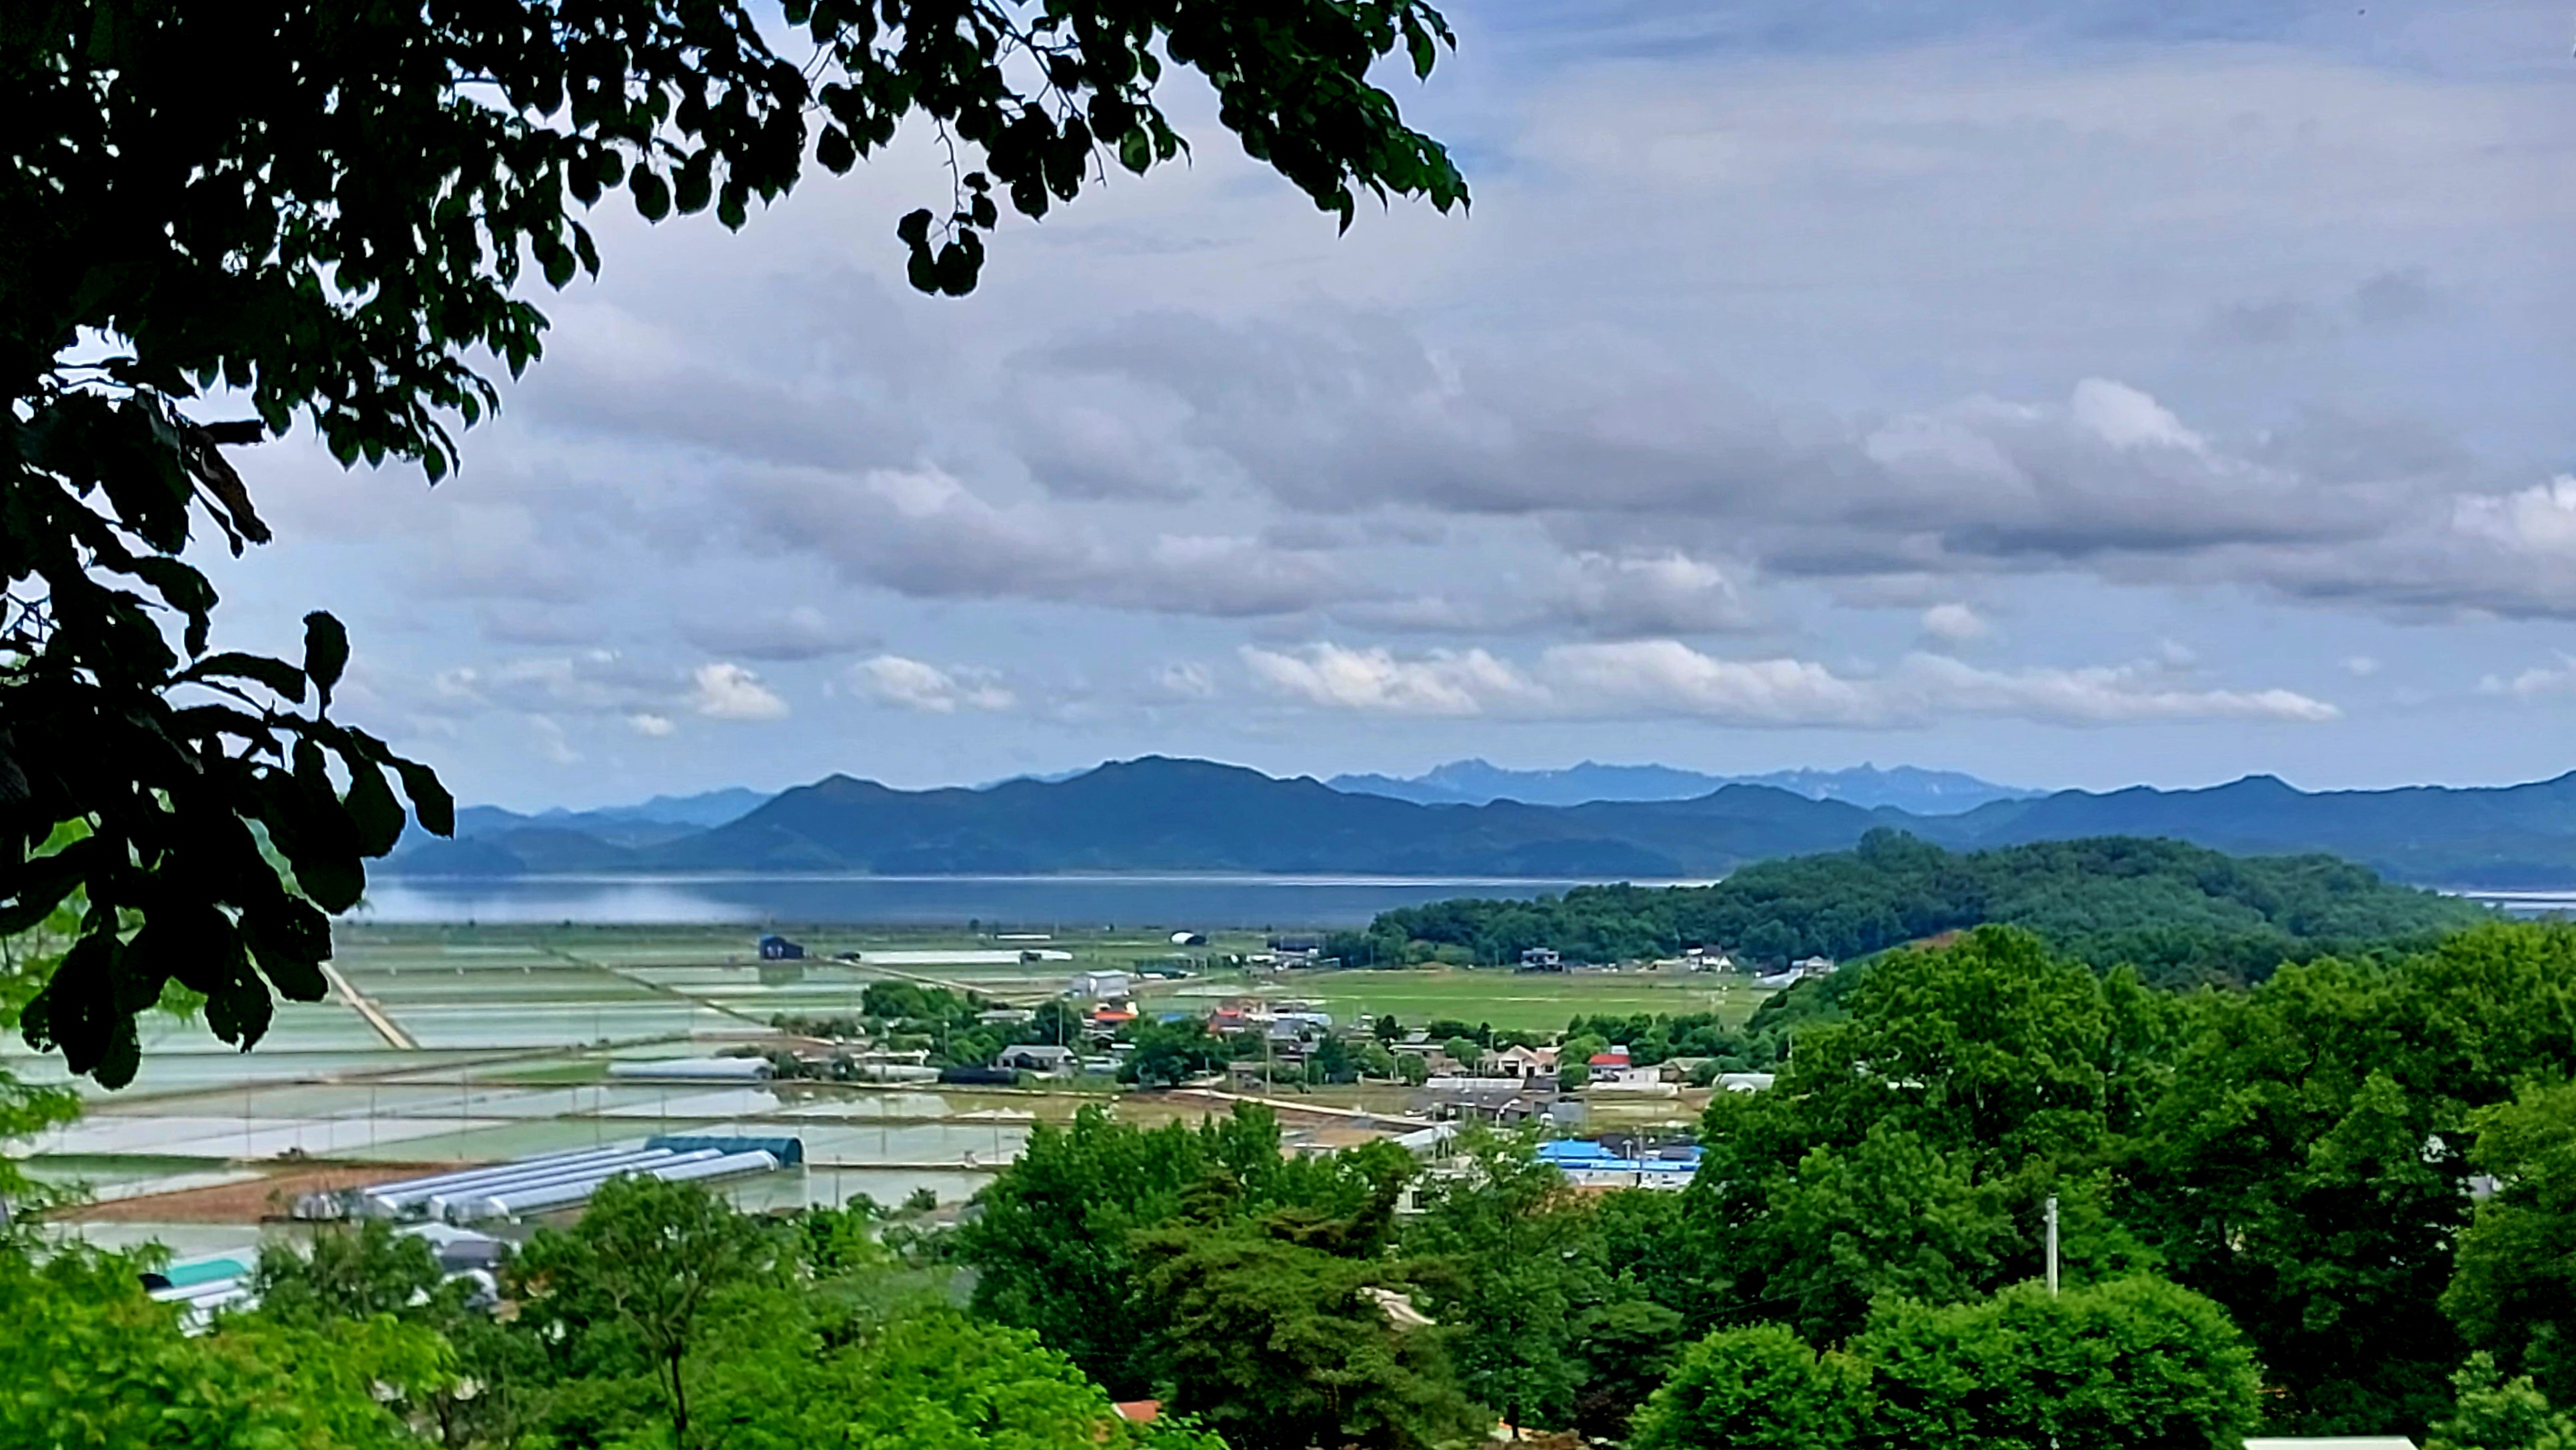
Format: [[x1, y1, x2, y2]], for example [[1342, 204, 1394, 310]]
[[380, 757, 2576, 887], [1914, 772, 2576, 886], [641, 757, 1877, 877], [1349, 831, 2491, 987], [1328, 759, 2031, 813]]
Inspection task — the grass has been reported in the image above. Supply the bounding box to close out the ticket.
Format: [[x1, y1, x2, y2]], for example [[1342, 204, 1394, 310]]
[[1144, 965, 1764, 1034]]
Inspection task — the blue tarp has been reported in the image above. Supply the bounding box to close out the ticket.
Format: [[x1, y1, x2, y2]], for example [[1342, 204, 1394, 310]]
[[646, 1134, 805, 1167]]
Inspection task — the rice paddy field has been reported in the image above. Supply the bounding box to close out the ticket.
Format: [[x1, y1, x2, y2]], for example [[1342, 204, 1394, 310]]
[[8, 921, 1754, 1261]]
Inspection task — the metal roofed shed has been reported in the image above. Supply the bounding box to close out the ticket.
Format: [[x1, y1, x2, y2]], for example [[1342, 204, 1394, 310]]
[[607, 1057, 773, 1083], [360, 1136, 802, 1223]]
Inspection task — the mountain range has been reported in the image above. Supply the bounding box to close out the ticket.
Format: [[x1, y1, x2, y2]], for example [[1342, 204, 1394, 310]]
[[1326, 759, 2033, 813], [385, 758, 2576, 887]]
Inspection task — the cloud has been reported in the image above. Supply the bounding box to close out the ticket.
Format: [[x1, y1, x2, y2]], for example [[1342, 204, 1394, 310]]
[[734, 464, 1358, 619], [2343, 655, 2381, 677], [2479, 654, 2576, 699], [1240, 643, 1548, 717], [627, 713, 677, 737], [854, 655, 1017, 713], [1920, 603, 1991, 645], [686, 663, 790, 721], [1244, 639, 2338, 727], [1152, 661, 1220, 700], [680, 605, 876, 661], [1554, 552, 1754, 637]]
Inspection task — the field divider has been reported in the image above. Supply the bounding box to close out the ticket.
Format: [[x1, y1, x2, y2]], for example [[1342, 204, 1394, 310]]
[[321, 961, 419, 1050]]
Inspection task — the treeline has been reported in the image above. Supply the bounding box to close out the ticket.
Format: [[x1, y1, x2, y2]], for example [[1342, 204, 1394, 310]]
[[1337, 831, 2489, 985], [771, 981, 1086, 1069], [0, 1177, 1217, 1450], [954, 922, 2576, 1444], [17, 923, 2576, 1449]]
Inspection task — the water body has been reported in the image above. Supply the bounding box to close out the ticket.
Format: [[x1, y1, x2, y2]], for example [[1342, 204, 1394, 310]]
[[353, 874, 1704, 928], [2453, 888, 2576, 917]]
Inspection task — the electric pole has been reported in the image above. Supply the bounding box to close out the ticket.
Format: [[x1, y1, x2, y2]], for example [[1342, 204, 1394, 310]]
[[2044, 1194, 2060, 1297]]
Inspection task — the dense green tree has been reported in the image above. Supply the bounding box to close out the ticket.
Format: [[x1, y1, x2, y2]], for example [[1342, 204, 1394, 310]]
[[2446, 1081, 2576, 1407], [957, 1103, 1405, 1396], [1678, 929, 2150, 1342], [1626, 1323, 1869, 1450], [1404, 1129, 1595, 1429], [2429, 1356, 2576, 1450], [1368, 832, 2481, 984], [249, 1219, 527, 1447], [682, 1305, 1228, 1450], [510, 1173, 791, 1450], [1854, 1278, 2261, 1450], [5, 0, 1466, 1083], [0, 1243, 446, 1449], [1122, 1019, 1228, 1087], [1136, 1210, 1479, 1450], [2127, 925, 2576, 1433]]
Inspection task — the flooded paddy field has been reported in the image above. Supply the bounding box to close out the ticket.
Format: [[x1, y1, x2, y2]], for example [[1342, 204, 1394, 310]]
[[15, 921, 1720, 1262]]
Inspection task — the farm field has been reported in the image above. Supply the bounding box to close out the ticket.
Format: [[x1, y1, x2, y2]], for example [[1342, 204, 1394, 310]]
[[1152, 965, 1763, 1034], [12, 921, 1744, 1260]]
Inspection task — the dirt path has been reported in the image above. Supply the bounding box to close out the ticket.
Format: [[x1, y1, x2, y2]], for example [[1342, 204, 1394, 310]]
[[60, 1161, 454, 1224]]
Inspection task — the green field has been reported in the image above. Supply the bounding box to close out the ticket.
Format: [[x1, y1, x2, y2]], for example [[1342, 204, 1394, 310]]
[[1145, 965, 1763, 1034]]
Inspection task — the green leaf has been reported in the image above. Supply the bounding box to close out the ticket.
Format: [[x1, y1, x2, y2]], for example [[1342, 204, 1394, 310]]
[[302, 611, 349, 703], [631, 168, 672, 221], [384, 751, 455, 837], [343, 759, 405, 858], [183, 650, 307, 703]]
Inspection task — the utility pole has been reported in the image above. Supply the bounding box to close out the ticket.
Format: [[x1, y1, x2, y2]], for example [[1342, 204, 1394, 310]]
[[2044, 1195, 2060, 1297]]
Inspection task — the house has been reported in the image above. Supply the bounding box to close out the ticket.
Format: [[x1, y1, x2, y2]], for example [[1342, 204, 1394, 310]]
[[976, 1007, 1035, 1026], [1069, 969, 1132, 999], [1090, 1006, 1136, 1028], [1587, 1046, 1632, 1070], [1518, 947, 1563, 971], [756, 934, 804, 961], [1268, 933, 1326, 965], [1490, 1044, 1559, 1079], [997, 1045, 1078, 1077]]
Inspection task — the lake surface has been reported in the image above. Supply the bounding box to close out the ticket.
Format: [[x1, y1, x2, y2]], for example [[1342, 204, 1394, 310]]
[[353, 874, 1696, 927]]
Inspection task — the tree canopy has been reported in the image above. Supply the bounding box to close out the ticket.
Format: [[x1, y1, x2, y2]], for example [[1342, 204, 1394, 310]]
[[4, 0, 1466, 1084], [1346, 831, 2484, 984]]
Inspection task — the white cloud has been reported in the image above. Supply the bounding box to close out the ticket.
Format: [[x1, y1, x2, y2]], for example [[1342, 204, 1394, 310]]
[[627, 713, 676, 737], [1239, 643, 1548, 717], [2480, 654, 2576, 699], [687, 663, 790, 721], [680, 605, 875, 661], [1554, 552, 1754, 637], [1244, 638, 2338, 728], [854, 655, 1017, 713], [1920, 603, 1991, 645], [1540, 641, 1888, 725], [2343, 655, 2381, 677], [1152, 661, 1219, 700]]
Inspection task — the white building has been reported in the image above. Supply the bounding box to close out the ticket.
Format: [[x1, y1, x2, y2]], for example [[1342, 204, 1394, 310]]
[[1069, 969, 1133, 999]]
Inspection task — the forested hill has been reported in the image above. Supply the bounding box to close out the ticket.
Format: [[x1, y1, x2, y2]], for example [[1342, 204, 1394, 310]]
[[1347, 831, 2492, 985]]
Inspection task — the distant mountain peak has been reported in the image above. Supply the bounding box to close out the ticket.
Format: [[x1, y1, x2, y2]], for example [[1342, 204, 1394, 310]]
[[1328, 759, 2037, 815]]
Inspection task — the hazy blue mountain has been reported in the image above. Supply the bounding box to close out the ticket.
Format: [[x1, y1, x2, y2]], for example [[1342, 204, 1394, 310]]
[[1912, 771, 2576, 887], [379, 758, 2576, 887], [1328, 759, 2033, 814], [393, 786, 773, 869], [565, 787, 771, 828]]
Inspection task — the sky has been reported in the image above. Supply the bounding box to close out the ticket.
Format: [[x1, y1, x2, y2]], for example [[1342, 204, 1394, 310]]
[[204, 0, 2576, 809]]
